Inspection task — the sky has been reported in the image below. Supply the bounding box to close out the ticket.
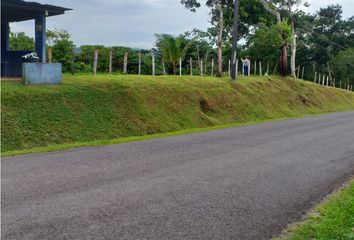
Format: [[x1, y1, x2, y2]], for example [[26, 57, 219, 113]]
[[10, 0, 354, 49]]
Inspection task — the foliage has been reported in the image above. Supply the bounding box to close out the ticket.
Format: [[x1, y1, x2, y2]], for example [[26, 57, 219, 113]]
[[9, 32, 35, 51], [48, 29, 75, 72], [331, 48, 354, 86], [155, 34, 193, 74], [2, 75, 354, 153]]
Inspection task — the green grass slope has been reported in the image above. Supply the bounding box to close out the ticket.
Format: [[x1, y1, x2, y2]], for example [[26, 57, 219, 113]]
[[2, 74, 354, 153]]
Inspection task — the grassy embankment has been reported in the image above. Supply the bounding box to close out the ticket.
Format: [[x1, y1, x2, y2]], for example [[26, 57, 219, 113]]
[[275, 179, 354, 240], [2, 74, 354, 156]]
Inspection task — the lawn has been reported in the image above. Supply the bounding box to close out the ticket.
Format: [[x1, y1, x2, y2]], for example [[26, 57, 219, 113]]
[[2, 74, 354, 155], [276, 179, 354, 240]]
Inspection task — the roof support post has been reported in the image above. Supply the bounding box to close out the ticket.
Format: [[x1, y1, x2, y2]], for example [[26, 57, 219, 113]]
[[1, 21, 9, 52], [35, 14, 46, 63]]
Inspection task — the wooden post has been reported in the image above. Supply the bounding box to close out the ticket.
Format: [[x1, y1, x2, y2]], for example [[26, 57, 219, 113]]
[[236, 59, 238, 76], [254, 60, 257, 75], [259, 61, 262, 76], [152, 54, 155, 76], [248, 60, 251, 76], [162, 59, 166, 75], [179, 58, 182, 76], [123, 52, 128, 74], [190, 57, 193, 76], [211, 58, 214, 76], [48, 47, 53, 63], [93, 49, 98, 75], [138, 51, 141, 75], [301, 66, 305, 79], [314, 71, 317, 83], [228, 59, 231, 77], [109, 49, 112, 74]]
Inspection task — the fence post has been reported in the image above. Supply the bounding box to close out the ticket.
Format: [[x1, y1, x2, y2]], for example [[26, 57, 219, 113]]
[[259, 61, 262, 76], [138, 51, 141, 75], [48, 47, 53, 63], [254, 60, 257, 75], [109, 49, 112, 74], [236, 59, 239, 76], [123, 52, 128, 74], [190, 57, 193, 76], [228, 59, 231, 77], [152, 54, 155, 76], [162, 59, 166, 75], [93, 49, 98, 75], [179, 58, 182, 76]]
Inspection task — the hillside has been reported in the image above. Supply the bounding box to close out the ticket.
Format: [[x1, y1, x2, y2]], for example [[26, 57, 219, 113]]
[[2, 74, 354, 154]]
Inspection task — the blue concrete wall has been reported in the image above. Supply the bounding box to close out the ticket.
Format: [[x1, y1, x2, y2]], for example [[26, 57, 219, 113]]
[[22, 63, 62, 85]]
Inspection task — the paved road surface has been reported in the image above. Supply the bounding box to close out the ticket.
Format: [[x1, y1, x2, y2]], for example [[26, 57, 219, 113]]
[[2, 111, 354, 240]]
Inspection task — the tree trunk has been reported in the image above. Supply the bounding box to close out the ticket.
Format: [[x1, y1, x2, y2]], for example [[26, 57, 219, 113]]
[[200, 59, 203, 76], [290, 21, 296, 78], [230, 0, 239, 80], [279, 45, 287, 77], [216, 3, 224, 77]]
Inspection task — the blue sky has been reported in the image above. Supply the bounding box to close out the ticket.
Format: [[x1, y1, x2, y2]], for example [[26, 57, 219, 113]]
[[10, 0, 353, 49]]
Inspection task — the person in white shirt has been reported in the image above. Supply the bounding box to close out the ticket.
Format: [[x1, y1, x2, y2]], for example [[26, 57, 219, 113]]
[[241, 57, 251, 76]]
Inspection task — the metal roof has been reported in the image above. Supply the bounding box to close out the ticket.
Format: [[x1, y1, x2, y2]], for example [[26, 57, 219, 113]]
[[2, 0, 72, 22]]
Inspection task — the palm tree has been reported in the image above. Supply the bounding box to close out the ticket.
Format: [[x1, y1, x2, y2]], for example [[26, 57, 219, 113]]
[[155, 34, 192, 75]]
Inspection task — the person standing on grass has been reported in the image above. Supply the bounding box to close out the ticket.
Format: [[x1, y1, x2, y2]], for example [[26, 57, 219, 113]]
[[241, 57, 251, 76]]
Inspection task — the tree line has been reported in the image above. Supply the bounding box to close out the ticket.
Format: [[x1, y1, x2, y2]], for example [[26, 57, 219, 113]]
[[8, 2, 354, 86]]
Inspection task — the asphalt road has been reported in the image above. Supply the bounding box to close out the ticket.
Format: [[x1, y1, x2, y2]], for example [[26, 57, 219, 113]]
[[2, 111, 354, 240]]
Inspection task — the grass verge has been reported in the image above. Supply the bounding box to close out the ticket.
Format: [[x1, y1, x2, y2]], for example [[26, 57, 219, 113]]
[[275, 178, 354, 240], [2, 74, 354, 156]]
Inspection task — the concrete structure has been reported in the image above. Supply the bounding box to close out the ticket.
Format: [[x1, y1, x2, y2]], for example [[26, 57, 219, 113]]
[[1, 0, 70, 79], [22, 63, 62, 85]]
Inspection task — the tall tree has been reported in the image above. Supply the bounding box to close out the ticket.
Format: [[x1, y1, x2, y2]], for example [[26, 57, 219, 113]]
[[259, 0, 289, 76], [155, 34, 192, 75], [182, 0, 228, 77]]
